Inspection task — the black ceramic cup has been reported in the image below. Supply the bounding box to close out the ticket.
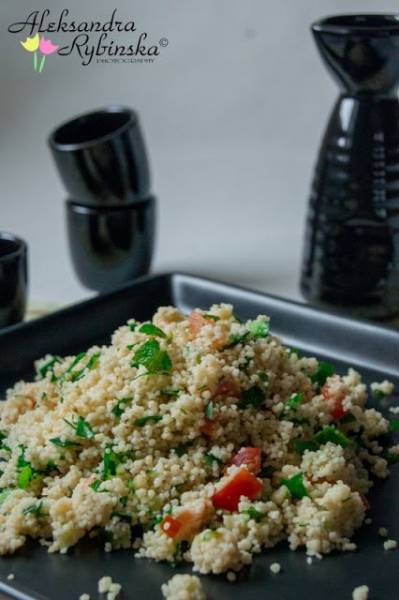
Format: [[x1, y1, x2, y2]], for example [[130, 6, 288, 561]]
[[0, 233, 28, 328], [49, 106, 151, 207], [66, 197, 156, 291]]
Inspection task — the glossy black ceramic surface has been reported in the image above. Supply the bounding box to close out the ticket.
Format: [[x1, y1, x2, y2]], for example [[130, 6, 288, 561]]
[[301, 14, 399, 319], [66, 197, 155, 291], [49, 106, 150, 206], [0, 273, 398, 600], [0, 233, 28, 328]]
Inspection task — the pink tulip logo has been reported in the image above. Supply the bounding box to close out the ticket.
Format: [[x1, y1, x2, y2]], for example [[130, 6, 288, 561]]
[[20, 34, 59, 73]]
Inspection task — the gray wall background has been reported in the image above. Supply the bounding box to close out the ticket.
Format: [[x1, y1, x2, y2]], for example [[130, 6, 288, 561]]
[[1, 0, 399, 305]]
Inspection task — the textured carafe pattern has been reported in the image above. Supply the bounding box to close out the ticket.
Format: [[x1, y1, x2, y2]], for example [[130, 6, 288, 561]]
[[301, 15, 399, 319]]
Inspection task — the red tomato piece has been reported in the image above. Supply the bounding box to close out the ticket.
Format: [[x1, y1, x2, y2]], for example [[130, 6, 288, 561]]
[[215, 378, 241, 399], [322, 384, 347, 420], [200, 419, 216, 436], [161, 515, 182, 538], [211, 467, 262, 512], [189, 310, 209, 334], [229, 447, 261, 475]]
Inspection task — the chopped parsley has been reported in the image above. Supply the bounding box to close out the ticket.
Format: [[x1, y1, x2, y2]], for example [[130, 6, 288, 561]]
[[70, 353, 100, 382], [281, 472, 308, 499], [17, 446, 39, 489], [225, 331, 250, 348], [205, 401, 214, 419], [138, 323, 167, 338], [64, 415, 95, 439], [389, 419, 399, 433], [313, 425, 351, 448], [289, 347, 301, 357], [310, 362, 334, 388], [90, 479, 102, 492], [339, 412, 356, 424], [131, 339, 172, 375], [135, 415, 163, 427], [38, 356, 62, 381], [203, 313, 220, 322], [111, 397, 133, 418], [101, 446, 128, 480], [161, 389, 180, 397], [371, 389, 385, 401], [173, 446, 187, 457], [128, 320, 137, 331], [242, 506, 262, 522], [49, 438, 81, 448], [0, 489, 12, 505], [23, 501, 46, 517], [246, 318, 270, 338], [293, 439, 318, 454], [257, 371, 268, 383], [285, 392, 304, 411], [238, 385, 265, 409], [204, 452, 223, 466], [0, 432, 11, 453]]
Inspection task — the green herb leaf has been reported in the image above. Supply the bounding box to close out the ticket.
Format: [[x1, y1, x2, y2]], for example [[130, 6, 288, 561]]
[[226, 331, 250, 348], [205, 401, 214, 419], [246, 319, 270, 338], [281, 472, 308, 499], [75, 416, 95, 439], [313, 426, 351, 448], [339, 412, 357, 424], [102, 446, 126, 480], [310, 362, 334, 388], [293, 439, 318, 454], [289, 347, 301, 357], [238, 385, 265, 409], [132, 339, 172, 375], [371, 389, 385, 401], [49, 438, 81, 448], [0, 489, 13, 505], [139, 323, 167, 338], [22, 501, 46, 517], [90, 479, 102, 492], [285, 392, 304, 411], [204, 452, 223, 466], [257, 371, 268, 383], [70, 353, 100, 382], [38, 356, 62, 381], [173, 446, 187, 457], [135, 415, 163, 427], [242, 506, 262, 522], [160, 389, 180, 397], [128, 320, 137, 331], [203, 313, 220, 322], [390, 419, 399, 432], [112, 397, 133, 418], [18, 465, 34, 489]]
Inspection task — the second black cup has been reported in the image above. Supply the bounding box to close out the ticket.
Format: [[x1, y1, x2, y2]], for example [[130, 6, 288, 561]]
[[49, 106, 151, 207], [66, 197, 156, 291]]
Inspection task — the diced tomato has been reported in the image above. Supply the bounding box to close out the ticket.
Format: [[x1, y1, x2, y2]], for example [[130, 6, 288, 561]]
[[215, 377, 241, 399], [162, 501, 213, 541], [189, 310, 209, 334], [322, 384, 347, 420], [229, 447, 261, 475], [211, 467, 262, 512], [162, 515, 182, 538], [200, 419, 216, 436]]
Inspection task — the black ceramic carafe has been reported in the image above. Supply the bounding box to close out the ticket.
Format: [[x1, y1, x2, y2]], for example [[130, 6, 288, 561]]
[[301, 14, 399, 319]]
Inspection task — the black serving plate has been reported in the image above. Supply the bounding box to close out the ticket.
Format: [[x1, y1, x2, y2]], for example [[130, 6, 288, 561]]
[[0, 273, 398, 600]]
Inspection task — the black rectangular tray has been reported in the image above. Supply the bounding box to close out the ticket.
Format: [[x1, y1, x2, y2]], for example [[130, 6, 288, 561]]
[[0, 273, 398, 600]]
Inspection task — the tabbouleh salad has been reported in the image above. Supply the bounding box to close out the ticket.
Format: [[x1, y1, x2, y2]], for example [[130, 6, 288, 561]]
[[0, 304, 398, 575]]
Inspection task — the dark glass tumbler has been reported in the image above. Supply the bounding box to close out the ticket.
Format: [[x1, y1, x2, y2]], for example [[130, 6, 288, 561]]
[[66, 197, 156, 292], [0, 233, 28, 328], [48, 106, 151, 207]]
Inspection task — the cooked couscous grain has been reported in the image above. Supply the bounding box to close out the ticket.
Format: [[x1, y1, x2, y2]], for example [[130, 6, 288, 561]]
[[378, 527, 388, 537], [79, 594, 90, 600], [270, 562, 281, 574], [352, 585, 369, 600], [162, 574, 206, 600], [6, 573, 14, 581], [0, 305, 396, 576], [383, 539, 397, 550]]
